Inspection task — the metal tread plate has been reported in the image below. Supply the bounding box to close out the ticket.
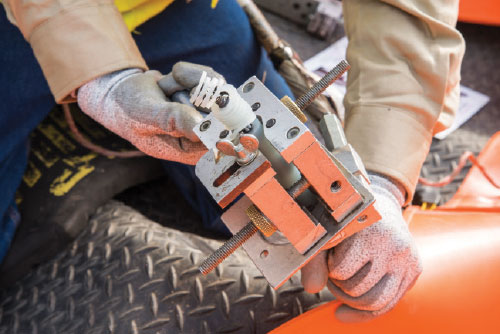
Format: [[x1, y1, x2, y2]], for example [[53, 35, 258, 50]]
[[0, 201, 333, 334], [414, 137, 483, 205]]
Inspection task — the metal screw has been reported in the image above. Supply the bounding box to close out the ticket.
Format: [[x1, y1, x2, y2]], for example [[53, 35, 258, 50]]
[[215, 92, 229, 108], [287, 127, 300, 139], [243, 82, 255, 93], [199, 222, 258, 275], [357, 215, 367, 223], [266, 118, 276, 128], [251, 102, 261, 111], [219, 130, 229, 139], [295, 60, 350, 111], [260, 250, 269, 259], [199, 120, 211, 132], [288, 178, 310, 199], [241, 124, 253, 133]]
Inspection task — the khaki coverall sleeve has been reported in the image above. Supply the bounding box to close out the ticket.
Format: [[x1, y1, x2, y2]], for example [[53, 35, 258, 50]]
[[3, 0, 147, 103], [342, 0, 465, 204]]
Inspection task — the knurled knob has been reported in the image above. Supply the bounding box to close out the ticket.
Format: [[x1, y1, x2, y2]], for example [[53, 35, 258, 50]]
[[281, 96, 308, 123], [246, 205, 277, 237]]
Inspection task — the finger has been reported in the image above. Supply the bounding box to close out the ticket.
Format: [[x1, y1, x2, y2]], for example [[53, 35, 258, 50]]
[[158, 73, 185, 96], [154, 103, 204, 142], [144, 70, 163, 80], [327, 238, 371, 281], [371, 267, 422, 317], [132, 134, 207, 165], [172, 61, 225, 89], [335, 304, 378, 323], [331, 261, 387, 297], [300, 251, 328, 293], [327, 272, 402, 311]]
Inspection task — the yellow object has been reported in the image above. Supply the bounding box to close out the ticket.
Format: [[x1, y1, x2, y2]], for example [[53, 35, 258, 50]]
[[116, 0, 220, 32], [115, 0, 176, 31], [50, 153, 98, 196], [23, 161, 42, 188], [37, 123, 76, 154], [421, 202, 437, 211], [246, 205, 277, 237], [280, 96, 307, 123]]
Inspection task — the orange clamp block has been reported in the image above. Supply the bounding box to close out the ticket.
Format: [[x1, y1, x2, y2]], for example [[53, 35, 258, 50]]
[[293, 142, 362, 221], [245, 176, 326, 254]]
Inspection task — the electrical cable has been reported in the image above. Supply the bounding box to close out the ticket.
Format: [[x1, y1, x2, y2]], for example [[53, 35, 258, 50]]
[[62, 103, 145, 158], [418, 151, 500, 189]]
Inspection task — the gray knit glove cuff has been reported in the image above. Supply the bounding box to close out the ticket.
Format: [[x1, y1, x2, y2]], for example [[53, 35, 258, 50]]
[[368, 172, 406, 208]]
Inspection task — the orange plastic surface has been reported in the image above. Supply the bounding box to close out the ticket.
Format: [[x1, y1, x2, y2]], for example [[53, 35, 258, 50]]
[[271, 132, 500, 333], [459, 0, 500, 26], [271, 208, 500, 333], [444, 132, 500, 209]]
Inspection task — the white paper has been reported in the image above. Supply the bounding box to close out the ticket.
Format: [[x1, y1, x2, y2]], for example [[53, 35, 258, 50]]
[[304, 36, 490, 139], [434, 86, 490, 139], [305, 36, 348, 95]]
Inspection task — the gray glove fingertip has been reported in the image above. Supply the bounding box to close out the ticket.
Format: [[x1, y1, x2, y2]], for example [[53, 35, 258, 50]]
[[328, 272, 403, 312], [335, 304, 377, 323], [327, 241, 369, 281], [330, 261, 387, 298], [300, 251, 328, 293], [173, 61, 224, 89], [169, 103, 204, 142], [158, 73, 185, 96]]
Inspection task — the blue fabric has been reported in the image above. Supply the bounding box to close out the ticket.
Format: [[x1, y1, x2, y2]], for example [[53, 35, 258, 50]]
[[0, 202, 21, 263], [0, 0, 293, 251], [0, 6, 55, 262]]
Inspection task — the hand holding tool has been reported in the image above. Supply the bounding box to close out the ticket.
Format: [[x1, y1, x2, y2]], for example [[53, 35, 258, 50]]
[[189, 60, 382, 290], [77, 68, 207, 164], [302, 173, 422, 322]]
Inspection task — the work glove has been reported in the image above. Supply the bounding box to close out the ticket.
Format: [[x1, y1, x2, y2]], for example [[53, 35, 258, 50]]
[[301, 173, 422, 322], [77, 62, 222, 164]]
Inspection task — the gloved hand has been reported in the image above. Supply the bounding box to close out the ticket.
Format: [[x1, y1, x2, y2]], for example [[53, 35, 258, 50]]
[[77, 62, 222, 165], [301, 173, 422, 322]]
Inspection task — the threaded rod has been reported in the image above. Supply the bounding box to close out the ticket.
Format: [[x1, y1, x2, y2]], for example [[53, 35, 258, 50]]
[[199, 222, 259, 275], [295, 60, 350, 111]]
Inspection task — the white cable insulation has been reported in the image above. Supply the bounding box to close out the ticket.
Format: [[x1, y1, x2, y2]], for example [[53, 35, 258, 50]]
[[191, 71, 224, 109], [190, 71, 206, 105], [212, 85, 256, 133], [191, 73, 255, 133], [201, 77, 221, 108]]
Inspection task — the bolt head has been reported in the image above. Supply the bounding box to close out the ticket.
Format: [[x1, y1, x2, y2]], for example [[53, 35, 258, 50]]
[[215, 92, 229, 108], [200, 120, 211, 132], [241, 124, 253, 133], [251, 102, 261, 111], [243, 82, 255, 93], [266, 118, 276, 128], [287, 127, 300, 139]]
